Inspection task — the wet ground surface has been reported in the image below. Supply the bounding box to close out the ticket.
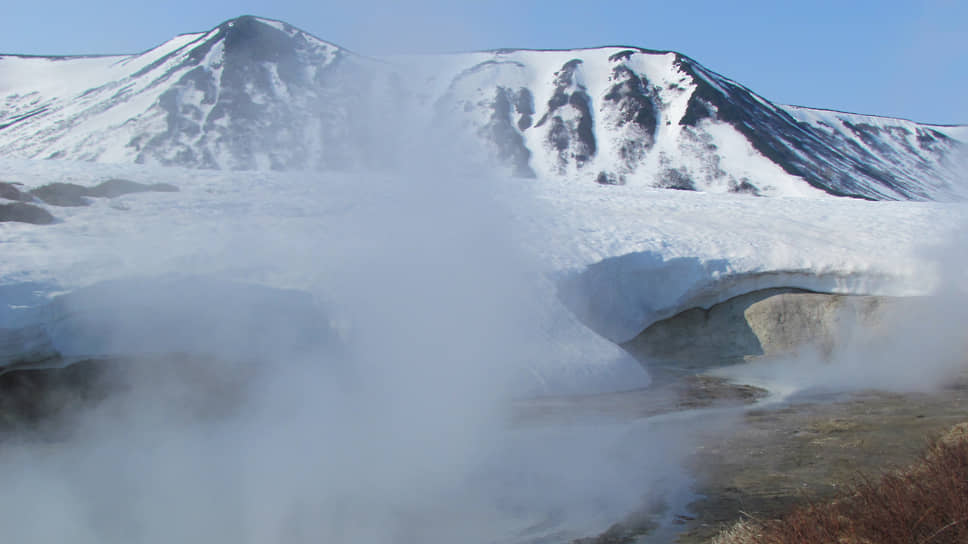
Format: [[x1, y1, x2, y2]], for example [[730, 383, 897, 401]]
[[3, 359, 967, 544], [513, 376, 768, 427], [675, 377, 968, 543], [515, 369, 968, 544]]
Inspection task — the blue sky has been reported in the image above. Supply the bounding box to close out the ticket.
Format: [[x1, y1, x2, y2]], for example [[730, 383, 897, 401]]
[[4, 1, 965, 124]]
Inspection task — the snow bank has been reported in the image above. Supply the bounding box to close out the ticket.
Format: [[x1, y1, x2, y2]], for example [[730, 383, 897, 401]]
[[558, 253, 913, 344], [519, 180, 966, 344], [0, 158, 964, 394]]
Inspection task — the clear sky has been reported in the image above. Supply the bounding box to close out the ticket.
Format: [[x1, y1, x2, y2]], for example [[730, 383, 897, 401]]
[[3, 0, 965, 124]]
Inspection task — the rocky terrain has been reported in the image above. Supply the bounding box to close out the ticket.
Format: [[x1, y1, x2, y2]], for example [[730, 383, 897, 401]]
[[0, 178, 177, 224]]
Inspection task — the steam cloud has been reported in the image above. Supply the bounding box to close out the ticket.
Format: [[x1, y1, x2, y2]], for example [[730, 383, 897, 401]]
[[0, 117, 675, 542]]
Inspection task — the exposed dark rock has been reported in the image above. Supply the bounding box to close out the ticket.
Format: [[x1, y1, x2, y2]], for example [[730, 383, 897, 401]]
[[0, 203, 56, 224], [535, 59, 597, 171], [29, 179, 178, 207], [30, 183, 90, 206], [0, 181, 30, 201], [570, 92, 597, 166], [602, 65, 659, 171], [658, 168, 696, 191], [0, 359, 112, 432], [620, 288, 898, 372], [729, 177, 760, 195], [0, 355, 264, 435], [596, 171, 624, 185], [515, 88, 535, 131], [131, 16, 372, 170], [608, 50, 637, 63], [672, 55, 963, 200], [86, 179, 179, 198], [603, 66, 658, 140], [481, 87, 536, 177]]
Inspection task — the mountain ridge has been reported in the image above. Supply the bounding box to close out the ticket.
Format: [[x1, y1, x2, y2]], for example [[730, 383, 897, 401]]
[[0, 15, 964, 201]]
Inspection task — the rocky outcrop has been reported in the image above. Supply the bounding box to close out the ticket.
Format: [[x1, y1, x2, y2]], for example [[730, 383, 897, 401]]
[[621, 288, 899, 370], [30, 179, 178, 207], [0, 182, 31, 202], [29, 183, 91, 206], [0, 203, 56, 224], [84, 179, 179, 198]]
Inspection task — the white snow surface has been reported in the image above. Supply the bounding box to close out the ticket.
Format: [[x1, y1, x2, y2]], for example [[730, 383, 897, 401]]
[[411, 47, 833, 196], [1, 158, 965, 393]]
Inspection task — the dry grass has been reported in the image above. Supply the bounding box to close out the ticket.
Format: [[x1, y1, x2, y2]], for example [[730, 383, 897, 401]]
[[712, 424, 968, 544]]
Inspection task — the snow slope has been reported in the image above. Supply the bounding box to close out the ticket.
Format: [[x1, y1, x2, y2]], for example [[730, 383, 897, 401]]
[[1, 16, 964, 200], [1, 158, 964, 389], [0, 17, 361, 169]]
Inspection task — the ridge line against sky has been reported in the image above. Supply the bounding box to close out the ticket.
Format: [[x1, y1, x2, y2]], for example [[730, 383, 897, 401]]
[[3, 0, 966, 125]]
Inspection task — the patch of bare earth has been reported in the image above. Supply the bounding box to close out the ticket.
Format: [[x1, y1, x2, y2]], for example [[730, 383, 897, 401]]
[[677, 377, 968, 543], [710, 422, 968, 544]]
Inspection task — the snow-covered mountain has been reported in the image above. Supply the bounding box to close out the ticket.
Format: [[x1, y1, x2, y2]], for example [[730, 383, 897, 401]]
[[1, 15, 965, 200], [0, 17, 375, 170]]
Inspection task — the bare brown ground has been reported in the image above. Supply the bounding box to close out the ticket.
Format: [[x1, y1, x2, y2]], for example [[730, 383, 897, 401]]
[[709, 422, 968, 544], [676, 376, 968, 543]]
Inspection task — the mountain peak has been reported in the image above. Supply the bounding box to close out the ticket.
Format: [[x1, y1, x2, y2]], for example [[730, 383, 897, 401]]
[[215, 15, 303, 62], [206, 15, 346, 57], [221, 14, 276, 26]]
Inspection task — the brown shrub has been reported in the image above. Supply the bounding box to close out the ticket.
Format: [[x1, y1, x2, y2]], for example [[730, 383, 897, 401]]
[[714, 427, 968, 544]]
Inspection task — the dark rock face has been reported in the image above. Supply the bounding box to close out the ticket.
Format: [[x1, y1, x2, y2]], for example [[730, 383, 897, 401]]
[[620, 288, 896, 372], [441, 59, 537, 177], [85, 179, 179, 198], [515, 88, 535, 131], [674, 56, 963, 200], [596, 171, 623, 185], [430, 48, 961, 197], [658, 168, 696, 191], [0, 359, 114, 431], [729, 178, 760, 195], [481, 87, 536, 177], [535, 59, 597, 172], [0, 203, 56, 224], [0, 182, 30, 202], [602, 64, 659, 170], [30, 183, 90, 207], [29, 180, 177, 207], [131, 16, 374, 170]]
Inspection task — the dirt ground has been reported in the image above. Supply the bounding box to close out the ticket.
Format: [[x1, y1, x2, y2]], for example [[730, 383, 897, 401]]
[[674, 376, 968, 543], [554, 370, 968, 544]]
